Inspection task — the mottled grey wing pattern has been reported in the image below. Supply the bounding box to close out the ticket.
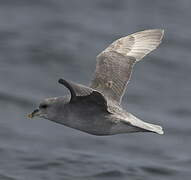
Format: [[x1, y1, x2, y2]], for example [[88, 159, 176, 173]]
[[91, 29, 164, 104], [58, 78, 108, 110], [91, 51, 136, 104]]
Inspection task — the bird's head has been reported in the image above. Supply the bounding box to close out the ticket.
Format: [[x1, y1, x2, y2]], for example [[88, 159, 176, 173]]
[[27, 96, 69, 120]]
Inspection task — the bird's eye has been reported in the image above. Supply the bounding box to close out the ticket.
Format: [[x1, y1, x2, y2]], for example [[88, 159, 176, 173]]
[[39, 104, 48, 109]]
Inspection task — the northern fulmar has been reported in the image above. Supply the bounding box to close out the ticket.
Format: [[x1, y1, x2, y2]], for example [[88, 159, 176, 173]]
[[28, 29, 164, 135]]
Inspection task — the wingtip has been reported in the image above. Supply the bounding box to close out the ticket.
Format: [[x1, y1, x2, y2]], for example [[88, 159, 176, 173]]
[[155, 29, 164, 41], [157, 129, 164, 135], [139, 28, 164, 38], [146, 29, 165, 44], [155, 125, 164, 135], [58, 78, 65, 84], [158, 29, 165, 41], [147, 29, 164, 39]]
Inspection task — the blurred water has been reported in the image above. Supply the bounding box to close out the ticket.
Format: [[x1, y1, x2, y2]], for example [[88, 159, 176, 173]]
[[0, 0, 191, 179]]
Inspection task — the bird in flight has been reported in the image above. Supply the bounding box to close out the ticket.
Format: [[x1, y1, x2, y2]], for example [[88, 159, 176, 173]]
[[28, 29, 164, 135]]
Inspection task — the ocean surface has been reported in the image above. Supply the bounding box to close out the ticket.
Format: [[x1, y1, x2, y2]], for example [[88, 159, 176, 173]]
[[0, 0, 191, 179]]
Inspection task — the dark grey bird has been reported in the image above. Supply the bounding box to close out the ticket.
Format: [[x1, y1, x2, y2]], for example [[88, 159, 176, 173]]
[[28, 29, 164, 135]]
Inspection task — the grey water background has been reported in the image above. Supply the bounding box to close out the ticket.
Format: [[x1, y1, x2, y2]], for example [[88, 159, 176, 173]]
[[0, 0, 191, 179]]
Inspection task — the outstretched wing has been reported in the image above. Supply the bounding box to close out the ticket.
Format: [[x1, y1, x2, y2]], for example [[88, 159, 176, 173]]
[[58, 78, 108, 110], [91, 29, 164, 104]]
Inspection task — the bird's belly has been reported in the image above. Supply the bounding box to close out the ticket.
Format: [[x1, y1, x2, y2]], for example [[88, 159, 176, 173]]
[[59, 110, 114, 135]]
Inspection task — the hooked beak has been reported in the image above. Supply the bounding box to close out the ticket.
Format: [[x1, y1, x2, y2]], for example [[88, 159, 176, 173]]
[[27, 109, 41, 118]]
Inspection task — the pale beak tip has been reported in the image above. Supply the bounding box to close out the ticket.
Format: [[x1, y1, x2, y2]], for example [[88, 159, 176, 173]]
[[27, 113, 33, 119]]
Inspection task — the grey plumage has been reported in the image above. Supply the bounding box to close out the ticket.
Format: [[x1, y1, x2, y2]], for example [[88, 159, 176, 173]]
[[28, 29, 164, 135]]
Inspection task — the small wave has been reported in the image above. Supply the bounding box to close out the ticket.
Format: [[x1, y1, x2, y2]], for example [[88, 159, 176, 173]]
[[168, 107, 191, 118], [26, 161, 64, 171], [0, 174, 16, 180], [92, 170, 125, 178], [0, 91, 34, 107], [141, 165, 177, 176]]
